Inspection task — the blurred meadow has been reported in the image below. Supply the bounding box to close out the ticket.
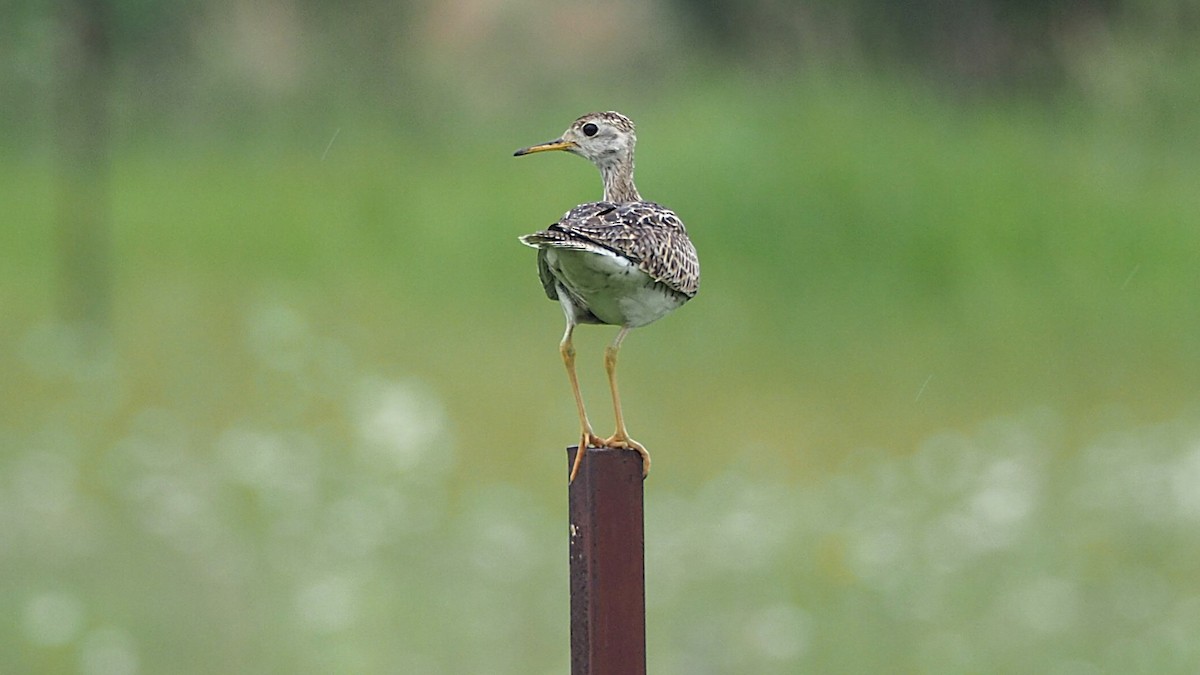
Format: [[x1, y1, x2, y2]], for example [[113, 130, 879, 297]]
[[4, 0, 1200, 672]]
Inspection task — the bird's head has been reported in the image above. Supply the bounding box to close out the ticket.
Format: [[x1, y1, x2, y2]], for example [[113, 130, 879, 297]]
[[514, 111, 637, 169]]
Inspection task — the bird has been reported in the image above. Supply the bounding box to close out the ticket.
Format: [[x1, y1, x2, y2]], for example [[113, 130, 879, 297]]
[[514, 111, 700, 483]]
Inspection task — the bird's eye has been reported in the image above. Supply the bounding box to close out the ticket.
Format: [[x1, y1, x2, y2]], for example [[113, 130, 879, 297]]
[[582, 123, 598, 137]]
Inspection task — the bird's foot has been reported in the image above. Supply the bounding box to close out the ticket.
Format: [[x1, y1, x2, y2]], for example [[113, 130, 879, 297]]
[[568, 431, 607, 484], [600, 433, 651, 479]]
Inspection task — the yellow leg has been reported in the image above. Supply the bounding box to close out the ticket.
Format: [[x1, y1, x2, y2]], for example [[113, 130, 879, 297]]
[[601, 327, 651, 478], [561, 322, 603, 483]]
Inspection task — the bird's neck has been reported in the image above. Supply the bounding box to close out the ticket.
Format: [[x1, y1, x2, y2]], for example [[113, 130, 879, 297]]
[[600, 156, 641, 203]]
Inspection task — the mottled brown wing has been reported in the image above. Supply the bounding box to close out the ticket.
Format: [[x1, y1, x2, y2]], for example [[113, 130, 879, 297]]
[[520, 201, 700, 298]]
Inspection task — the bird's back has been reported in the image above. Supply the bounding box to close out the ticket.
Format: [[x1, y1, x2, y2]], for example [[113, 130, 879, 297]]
[[520, 201, 700, 300]]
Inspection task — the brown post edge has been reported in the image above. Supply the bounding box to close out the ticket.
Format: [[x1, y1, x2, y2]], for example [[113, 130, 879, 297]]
[[568, 446, 646, 675]]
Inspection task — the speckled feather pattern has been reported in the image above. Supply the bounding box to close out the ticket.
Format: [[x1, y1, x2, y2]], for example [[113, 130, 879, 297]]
[[521, 201, 700, 300], [517, 110, 700, 329], [571, 111, 635, 135]]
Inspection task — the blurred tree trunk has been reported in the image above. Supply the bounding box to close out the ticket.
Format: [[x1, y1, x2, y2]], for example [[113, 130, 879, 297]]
[[56, 0, 112, 338]]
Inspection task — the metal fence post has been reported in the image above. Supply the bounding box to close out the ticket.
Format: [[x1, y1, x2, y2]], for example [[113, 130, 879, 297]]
[[568, 446, 647, 675]]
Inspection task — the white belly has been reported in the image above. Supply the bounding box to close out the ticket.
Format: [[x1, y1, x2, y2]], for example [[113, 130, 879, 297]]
[[545, 248, 687, 328]]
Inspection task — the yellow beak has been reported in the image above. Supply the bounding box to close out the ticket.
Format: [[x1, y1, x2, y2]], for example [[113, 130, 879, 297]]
[[513, 139, 576, 156]]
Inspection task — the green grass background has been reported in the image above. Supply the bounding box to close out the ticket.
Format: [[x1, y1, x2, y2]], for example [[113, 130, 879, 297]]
[[4, 69, 1200, 672]]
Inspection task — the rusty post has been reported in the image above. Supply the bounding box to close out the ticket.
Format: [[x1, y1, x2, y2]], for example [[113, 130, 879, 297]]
[[568, 446, 646, 675]]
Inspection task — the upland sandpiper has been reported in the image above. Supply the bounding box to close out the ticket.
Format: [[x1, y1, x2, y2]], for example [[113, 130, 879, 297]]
[[515, 111, 700, 483]]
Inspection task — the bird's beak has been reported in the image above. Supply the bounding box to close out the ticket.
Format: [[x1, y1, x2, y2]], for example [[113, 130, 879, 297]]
[[513, 139, 576, 157]]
